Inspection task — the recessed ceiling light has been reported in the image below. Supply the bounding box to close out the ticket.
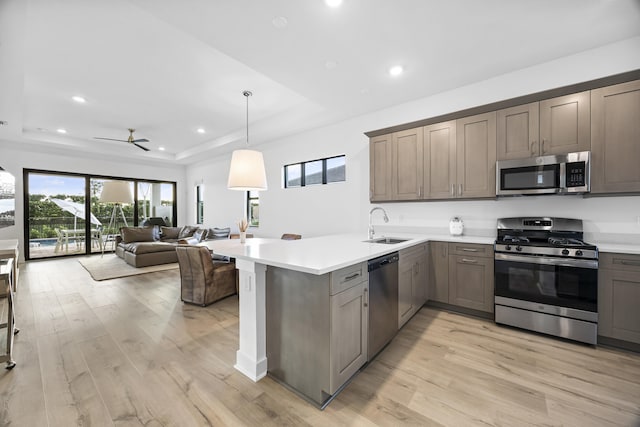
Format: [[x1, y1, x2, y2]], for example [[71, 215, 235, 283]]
[[72, 95, 86, 103], [272, 16, 288, 29], [325, 60, 338, 69], [56, 128, 67, 134], [196, 128, 205, 134], [389, 65, 404, 77], [158, 146, 166, 151], [325, 0, 343, 8]]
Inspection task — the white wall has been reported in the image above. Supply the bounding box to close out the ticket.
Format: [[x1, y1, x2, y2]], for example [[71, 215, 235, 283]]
[[186, 37, 640, 244], [0, 143, 187, 260]]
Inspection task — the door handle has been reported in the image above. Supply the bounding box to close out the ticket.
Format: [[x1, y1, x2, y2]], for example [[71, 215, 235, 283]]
[[450, 184, 455, 197], [541, 139, 546, 154], [461, 258, 478, 264], [459, 184, 462, 196], [531, 140, 537, 155], [363, 288, 368, 307], [344, 273, 360, 282], [620, 260, 640, 267], [462, 248, 478, 252]]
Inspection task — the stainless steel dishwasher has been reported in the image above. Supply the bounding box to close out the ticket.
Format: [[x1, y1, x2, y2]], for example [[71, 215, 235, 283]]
[[367, 252, 399, 361]]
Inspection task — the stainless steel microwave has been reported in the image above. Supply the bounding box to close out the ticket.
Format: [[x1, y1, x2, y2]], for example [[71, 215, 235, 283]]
[[496, 151, 590, 196]]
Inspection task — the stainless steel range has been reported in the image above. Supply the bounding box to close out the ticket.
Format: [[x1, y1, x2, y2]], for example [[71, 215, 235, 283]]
[[494, 217, 598, 345]]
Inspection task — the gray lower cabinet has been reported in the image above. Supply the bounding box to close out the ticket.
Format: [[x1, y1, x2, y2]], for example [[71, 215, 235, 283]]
[[266, 262, 368, 407], [429, 241, 450, 303], [398, 243, 428, 328], [598, 252, 640, 345], [429, 241, 494, 314]]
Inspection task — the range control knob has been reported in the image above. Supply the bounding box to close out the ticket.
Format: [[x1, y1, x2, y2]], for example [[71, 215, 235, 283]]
[[561, 249, 570, 256], [576, 250, 583, 256], [505, 245, 512, 251], [516, 245, 522, 252]]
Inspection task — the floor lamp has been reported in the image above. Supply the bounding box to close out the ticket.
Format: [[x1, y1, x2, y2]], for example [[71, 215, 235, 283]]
[[100, 180, 133, 255]]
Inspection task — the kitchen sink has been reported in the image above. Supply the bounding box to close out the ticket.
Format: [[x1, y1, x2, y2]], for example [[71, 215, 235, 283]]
[[364, 237, 410, 244]]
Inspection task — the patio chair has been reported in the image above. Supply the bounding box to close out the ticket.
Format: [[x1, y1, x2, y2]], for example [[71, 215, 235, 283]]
[[54, 229, 63, 253]]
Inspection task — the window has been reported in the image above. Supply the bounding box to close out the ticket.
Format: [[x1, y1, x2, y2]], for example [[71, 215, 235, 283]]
[[247, 190, 259, 227], [196, 184, 204, 224], [284, 155, 345, 188]]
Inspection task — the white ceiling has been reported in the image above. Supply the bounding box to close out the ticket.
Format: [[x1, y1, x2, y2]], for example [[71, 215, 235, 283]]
[[1, 0, 639, 165]]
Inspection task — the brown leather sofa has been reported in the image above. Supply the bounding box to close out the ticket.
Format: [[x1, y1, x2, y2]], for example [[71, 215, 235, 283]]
[[115, 225, 205, 267], [176, 246, 237, 306]]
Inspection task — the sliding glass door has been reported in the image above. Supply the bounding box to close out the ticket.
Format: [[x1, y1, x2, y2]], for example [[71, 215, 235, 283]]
[[24, 169, 177, 260]]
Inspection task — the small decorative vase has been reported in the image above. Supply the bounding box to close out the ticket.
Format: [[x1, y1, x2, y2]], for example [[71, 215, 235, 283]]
[[240, 231, 247, 243]]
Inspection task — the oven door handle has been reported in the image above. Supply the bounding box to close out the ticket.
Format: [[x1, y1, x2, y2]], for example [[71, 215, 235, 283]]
[[495, 253, 598, 269]]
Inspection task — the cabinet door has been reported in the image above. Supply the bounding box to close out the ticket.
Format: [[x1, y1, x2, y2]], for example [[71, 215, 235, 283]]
[[370, 134, 392, 201], [497, 102, 540, 160], [448, 255, 494, 313], [456, 112, 497, 198], [429, 241, 449, 303], [392, 128, 423, 200], [591, 80, 640, 194], [599, 269, 640, 344], [398, 260, 414, 328], [330, 281, 368, 394], [413, 248, 429, 308], [539, 91, 590, 155], [423, 121, 456, 199]]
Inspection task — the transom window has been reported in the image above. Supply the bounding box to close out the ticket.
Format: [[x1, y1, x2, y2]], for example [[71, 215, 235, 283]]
[[284, 155, 345, 188]]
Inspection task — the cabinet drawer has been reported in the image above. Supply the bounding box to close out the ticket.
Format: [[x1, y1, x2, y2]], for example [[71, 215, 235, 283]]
[[448, 242, 493, 258], [330, 262, 367, 295], [600, 252, 640, 272]]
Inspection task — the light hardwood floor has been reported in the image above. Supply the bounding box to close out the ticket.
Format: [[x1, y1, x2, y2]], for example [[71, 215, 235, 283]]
[[1, 257, 639, 426]]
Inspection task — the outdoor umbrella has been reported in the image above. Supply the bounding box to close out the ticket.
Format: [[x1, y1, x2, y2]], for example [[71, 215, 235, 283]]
[[49, 197, 102, 230]]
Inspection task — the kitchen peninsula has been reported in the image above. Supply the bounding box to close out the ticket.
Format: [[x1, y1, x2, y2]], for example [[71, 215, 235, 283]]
[[200, 233, 493, 405]]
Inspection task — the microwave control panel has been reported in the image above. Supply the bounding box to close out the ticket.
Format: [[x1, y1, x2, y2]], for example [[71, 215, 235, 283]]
[[566, 161, 587, 187]]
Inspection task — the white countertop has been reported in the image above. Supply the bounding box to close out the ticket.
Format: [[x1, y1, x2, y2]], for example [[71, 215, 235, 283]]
[[200, 233, 494, 275], [597, 243, 640, 255]]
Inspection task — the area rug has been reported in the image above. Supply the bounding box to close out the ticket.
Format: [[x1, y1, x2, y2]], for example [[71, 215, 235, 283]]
[[78, 254, 179, 281]]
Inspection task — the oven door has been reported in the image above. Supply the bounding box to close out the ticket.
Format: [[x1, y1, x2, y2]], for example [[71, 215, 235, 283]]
[[494, 253, 597, 312]]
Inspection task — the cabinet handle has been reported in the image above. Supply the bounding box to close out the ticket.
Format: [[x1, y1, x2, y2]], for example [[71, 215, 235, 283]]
[[459, 184, 462, 196], [531, 140, 537, 155], [462, 248, 478, 252], [364, 288, 368, 307], [541, 139, 546, 154], [344, 273, 360, 282], [461, 258, 477, 263], [451, 184, 455, 197], [619, 260, 640, 267]]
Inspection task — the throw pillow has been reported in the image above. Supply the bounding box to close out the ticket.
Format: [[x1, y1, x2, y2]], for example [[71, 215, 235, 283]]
[[161, 226, 181, 240], [193, 228, 206, 242], [178, 237, 199, 245], [178, 225, 199, 239], [208, 227, 231, 240], [121, 226, 155, 244]]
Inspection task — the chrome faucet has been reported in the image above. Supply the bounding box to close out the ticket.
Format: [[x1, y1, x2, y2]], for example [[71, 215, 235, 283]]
[[368, 207, 389, 239]]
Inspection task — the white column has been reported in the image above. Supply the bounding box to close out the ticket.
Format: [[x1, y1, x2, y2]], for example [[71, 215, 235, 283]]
[[234, 258, 268, 381]]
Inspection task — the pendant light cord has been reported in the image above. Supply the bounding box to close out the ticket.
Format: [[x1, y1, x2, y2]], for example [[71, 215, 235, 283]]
[[243, 90, 252, 146]]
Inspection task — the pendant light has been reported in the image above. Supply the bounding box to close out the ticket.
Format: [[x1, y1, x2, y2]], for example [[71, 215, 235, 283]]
[[227, 90, 268, 191]]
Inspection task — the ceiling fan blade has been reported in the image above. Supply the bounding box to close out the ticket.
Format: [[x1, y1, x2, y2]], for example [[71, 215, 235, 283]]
[[133, 142, 150, 152], [94, 137, 127, 142], [132, 138, 149, 143]]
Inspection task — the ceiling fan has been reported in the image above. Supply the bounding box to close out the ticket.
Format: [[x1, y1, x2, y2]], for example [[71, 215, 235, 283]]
[[94, 128, 150, 151]]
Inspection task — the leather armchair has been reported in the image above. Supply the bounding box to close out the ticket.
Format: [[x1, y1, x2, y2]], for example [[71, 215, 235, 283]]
[[176, 246, 237, 306]]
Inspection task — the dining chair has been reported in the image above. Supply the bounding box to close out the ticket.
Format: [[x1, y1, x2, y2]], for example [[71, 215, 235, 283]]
[[281, 233, 302, 240]]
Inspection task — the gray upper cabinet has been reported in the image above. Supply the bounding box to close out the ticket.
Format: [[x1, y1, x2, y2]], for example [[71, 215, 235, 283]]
[[539, 91, 591, 155], [497, 92, 590, 161], [456, 112, 497, 198], [369, 134, 392, 201], [423, 121, 457, 199], [392, 128, 423, 200], [497, 102, 539, 160], [591, 80, 640, 194]]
